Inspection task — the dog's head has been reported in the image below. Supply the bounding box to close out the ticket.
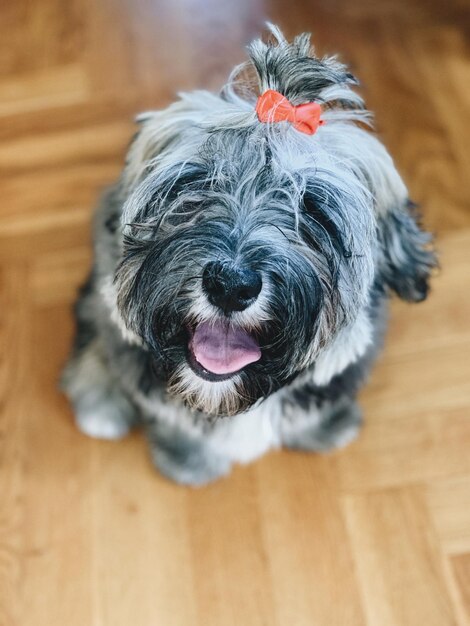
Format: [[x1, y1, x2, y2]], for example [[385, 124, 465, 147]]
[[114, 26, 436, 416]]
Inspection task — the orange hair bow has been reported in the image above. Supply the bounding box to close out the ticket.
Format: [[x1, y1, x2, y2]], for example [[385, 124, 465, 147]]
[[255, 89, 325, 135]]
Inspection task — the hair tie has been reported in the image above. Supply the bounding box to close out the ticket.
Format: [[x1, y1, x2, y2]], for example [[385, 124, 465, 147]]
[[255, 89, 325, 135]]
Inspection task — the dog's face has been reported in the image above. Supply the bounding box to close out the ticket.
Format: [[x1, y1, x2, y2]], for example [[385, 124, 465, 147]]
[[114, 28, 436, 416]]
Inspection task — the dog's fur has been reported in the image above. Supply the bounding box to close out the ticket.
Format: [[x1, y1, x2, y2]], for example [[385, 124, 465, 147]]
[[62, 26, 436, 485]]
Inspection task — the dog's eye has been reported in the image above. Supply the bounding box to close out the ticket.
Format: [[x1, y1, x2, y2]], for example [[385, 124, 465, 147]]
[[302, 195, 340, 241], [302, 193, 352, 258]]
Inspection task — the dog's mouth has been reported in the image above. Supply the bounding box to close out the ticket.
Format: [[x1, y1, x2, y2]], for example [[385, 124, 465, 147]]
[[187, 320, 261, 381]]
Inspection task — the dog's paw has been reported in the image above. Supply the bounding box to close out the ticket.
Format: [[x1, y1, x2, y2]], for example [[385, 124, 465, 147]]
[[147, 425, 232, 486], [153, 452, 232, 486], [74, 393, 138, 440], [63, 341, 139, 440], [283, 399, 363, 453], [76, 407, 132, 440]]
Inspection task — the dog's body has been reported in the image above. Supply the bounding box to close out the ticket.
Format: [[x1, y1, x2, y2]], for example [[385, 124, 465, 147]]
[[62, 27, 436, 484]]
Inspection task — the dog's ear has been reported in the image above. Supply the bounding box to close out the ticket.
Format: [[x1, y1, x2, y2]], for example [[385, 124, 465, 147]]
[[376, 200, 437, 302], [119, 94, 219, 226], [122, 93, 219, 193], [122, 108, 185, 191]]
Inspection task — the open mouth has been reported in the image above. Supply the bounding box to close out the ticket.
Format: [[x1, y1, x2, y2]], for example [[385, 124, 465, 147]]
[[187, 320, 262, 382]]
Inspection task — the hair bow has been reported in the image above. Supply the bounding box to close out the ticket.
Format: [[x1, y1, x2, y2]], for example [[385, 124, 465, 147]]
[[255, 89, 325, 135]]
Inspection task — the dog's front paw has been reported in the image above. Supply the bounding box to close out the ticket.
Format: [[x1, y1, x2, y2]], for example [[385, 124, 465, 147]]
[[62, 342, 139, 440], [76, 403, 135, 440], [283, 398, 363, 453], [146, 423, 232, 486], [72, 387, 139, 440]]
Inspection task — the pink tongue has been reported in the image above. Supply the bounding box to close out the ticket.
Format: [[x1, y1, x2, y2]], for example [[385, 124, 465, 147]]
[[191, 321, 261, 375]]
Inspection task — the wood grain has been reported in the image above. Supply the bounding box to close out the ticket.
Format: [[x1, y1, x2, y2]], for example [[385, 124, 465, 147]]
[[1, 1, 469, 624]]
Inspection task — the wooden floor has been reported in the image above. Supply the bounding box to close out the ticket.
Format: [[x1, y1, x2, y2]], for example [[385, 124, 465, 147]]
[[1, 1, 470, 624]]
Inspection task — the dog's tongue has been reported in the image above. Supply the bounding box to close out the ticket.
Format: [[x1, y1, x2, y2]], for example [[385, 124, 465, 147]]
[[191, 321, 261, 375]]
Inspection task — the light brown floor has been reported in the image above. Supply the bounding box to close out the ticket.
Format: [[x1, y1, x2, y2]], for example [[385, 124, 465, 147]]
[[1, 1, 469, 625]]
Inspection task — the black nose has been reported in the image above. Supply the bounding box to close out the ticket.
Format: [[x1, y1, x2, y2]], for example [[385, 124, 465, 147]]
[[202, 261, 262, 313]]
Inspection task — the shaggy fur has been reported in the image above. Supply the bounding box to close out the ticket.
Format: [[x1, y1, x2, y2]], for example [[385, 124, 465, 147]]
[[62, 26, 436, 485]]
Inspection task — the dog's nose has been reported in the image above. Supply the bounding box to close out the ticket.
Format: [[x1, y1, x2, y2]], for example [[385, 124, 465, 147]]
[[202, 261, 262, 313]]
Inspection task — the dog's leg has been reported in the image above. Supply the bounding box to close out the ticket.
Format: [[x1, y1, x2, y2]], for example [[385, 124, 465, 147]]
[[280, 395, 363, 452], [280, 341, 380, 453], [144, 416, 232, 486], [62, 339, 139, 439], [61, 273, 139, 440]]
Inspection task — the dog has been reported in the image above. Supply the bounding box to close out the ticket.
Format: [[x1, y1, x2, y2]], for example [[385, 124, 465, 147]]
[[62, 25, 436, 485]]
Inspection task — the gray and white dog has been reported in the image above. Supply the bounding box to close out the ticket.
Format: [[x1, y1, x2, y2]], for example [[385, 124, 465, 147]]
[[62, 26, 436, 485]]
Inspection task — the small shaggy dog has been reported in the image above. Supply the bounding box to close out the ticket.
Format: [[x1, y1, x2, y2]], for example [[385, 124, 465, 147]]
[[62, 26, 436, 484]]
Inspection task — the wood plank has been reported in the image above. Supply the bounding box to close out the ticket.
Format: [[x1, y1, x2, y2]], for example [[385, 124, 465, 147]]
[[256, 454, 366, 626], [17, 305, 95, 626], [343, 487, 457, 626], [0, 266, 30, 626], [426, 477, 470, 555], [451, 554, 470, 626], [187, 467, 278, 626]]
